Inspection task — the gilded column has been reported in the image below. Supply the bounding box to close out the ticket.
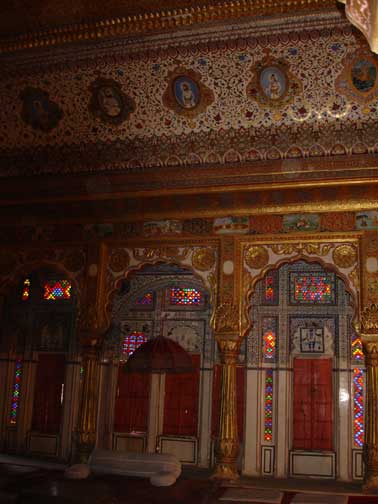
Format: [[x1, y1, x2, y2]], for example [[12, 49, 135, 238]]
[[213, 302, 241, 480], [355, 304, 378, 492], [76, 306, 103, 462]]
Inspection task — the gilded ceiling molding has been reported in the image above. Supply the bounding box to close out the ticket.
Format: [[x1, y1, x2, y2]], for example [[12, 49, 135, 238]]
[[338, 0, 378, 53], [0, 0, 336, 54]]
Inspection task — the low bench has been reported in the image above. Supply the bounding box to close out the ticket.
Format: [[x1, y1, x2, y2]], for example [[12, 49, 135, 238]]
[[88, 449, 182, 486]]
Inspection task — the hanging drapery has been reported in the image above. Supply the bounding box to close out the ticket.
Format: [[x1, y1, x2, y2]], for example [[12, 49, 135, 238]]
[[123, 336, 194, 374], [338, 0, 378, 53]]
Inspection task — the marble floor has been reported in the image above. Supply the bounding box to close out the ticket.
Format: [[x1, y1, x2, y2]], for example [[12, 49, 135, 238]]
[[0, 458, 377, 504]]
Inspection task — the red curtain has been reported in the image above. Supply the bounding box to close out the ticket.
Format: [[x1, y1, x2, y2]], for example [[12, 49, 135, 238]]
[[32, 353, 65, 434], [163, 354, 200, 436], [114, 369, 151, 432], [293, 358, 333, 451], [211, 364, 245, 441]]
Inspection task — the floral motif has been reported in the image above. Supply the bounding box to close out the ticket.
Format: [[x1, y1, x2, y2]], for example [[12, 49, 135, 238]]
[[245, 246, 269, 269], [108, 248, 130, 273]]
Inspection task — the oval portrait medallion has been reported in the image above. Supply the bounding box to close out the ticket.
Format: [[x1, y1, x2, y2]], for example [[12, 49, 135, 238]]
[[259, 66, 287, 101], [351, 59, 377, 93], [173, 76, 200, 109], [97, 85, 123, 118]]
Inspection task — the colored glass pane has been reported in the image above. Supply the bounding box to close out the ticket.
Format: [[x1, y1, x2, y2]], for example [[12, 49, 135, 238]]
[[265, 274, 274, 302], [44, 280, 71, 301], [352, 333, 364, 361], [262, 318, 277, 360], [170, 287, 202, 305], [10, 359, 22, 425], [264, 369, 273, 442], [22, 279, 31, 301], [136, 292, 153, 305], [353, 368, 364, 447], [291, 273, 334, 304], [122, 331, 147, 357]]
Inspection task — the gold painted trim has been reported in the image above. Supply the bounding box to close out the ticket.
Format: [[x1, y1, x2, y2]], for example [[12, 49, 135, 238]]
[[0, 0, 336, 54]]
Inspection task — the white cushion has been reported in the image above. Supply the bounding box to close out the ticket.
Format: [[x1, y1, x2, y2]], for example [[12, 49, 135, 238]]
[[150, 471, 177, 487], [89, 449, 181, 484], [64, 463, 90, 480]]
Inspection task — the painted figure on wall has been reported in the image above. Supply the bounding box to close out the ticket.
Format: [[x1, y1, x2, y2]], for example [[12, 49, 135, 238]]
[[173, 77, 199, 109], [351, 59, 377, 92], [336, 50, 378, 102], [20, 87, 63, 132], [260, 67, 286, 100], [89, 78, 135, 126], [247, 56, 302, 110], [163, 67, 215, 118]]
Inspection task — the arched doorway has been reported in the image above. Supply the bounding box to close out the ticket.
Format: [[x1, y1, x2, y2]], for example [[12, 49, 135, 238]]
[[99, 263, 215, 467], [243, 260, 364, 481], [0, 269, 80, 460]]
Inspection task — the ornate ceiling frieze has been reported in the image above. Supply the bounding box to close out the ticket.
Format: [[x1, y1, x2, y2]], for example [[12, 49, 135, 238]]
[[0, 0, 338, 54]]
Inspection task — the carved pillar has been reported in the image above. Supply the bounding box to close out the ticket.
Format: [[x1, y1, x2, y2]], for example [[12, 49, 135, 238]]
[[213, 303, 241, 480], [75, 306, 103, 462], [355, 304, 378, 492]]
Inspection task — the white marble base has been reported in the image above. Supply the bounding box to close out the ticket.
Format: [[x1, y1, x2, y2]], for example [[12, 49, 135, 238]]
[[291, 493, 348, 503], [219, 488, 283, 502]]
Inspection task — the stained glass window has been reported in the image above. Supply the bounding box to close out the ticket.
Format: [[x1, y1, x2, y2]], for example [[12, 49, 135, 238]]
[[264, 369, 273, 442], [290, 273, 335, 304], [44, 280, 72, 301], [122, 331, 147, 357], [262, 318, 277, 360], [353, 368, 364, 447], [136, 292, 153, 306], [263, 270, 279, 305], [22, 279, 31, 301], [10, 359, 22, 425], [352, 333, 364, 361], [170, 288, 202, 306]]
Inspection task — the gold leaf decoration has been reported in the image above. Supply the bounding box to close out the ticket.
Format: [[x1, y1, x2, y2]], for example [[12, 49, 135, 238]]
[[133, 247, 189, 262], [269, 243, 332, 256], [245, 245, 269, 270], [214, 303, 239, 334], [192, 247, 216, 272], [109, 248, 130, 273], [332, 244, 357, 269]]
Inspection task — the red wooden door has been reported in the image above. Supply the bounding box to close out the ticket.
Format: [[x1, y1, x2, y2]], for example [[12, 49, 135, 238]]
[[32, 353, 65, 434], [114, 369, 151, 433], [163, 354, 200, 436], [293, 358, 333, 451]]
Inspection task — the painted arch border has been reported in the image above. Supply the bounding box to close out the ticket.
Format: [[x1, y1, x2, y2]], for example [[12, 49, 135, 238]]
[[239, 234, 361, 335], [100, 240, 220, 328]]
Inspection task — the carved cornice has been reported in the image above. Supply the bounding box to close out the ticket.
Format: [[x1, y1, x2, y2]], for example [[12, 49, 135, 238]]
[[0, 0, 336, 55]]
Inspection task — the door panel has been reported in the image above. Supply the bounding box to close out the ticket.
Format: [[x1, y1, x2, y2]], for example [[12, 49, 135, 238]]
[[293, 358, 333, 451]]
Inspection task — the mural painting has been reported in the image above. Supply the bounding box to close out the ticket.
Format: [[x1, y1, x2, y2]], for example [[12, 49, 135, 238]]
[[213, 216, 249, 234], [20, 87, 63, 132], [162, 67, 214, 118], [336, 50, 378, 102], [247, 55, 302, 109], [356, 211, 378, 229], [283, 214, 320, 232], [89, 78, 135, 125]]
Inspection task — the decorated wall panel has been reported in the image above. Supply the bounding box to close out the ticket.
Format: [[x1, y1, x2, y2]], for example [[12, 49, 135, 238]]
[[1, 21, 378, 179]]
